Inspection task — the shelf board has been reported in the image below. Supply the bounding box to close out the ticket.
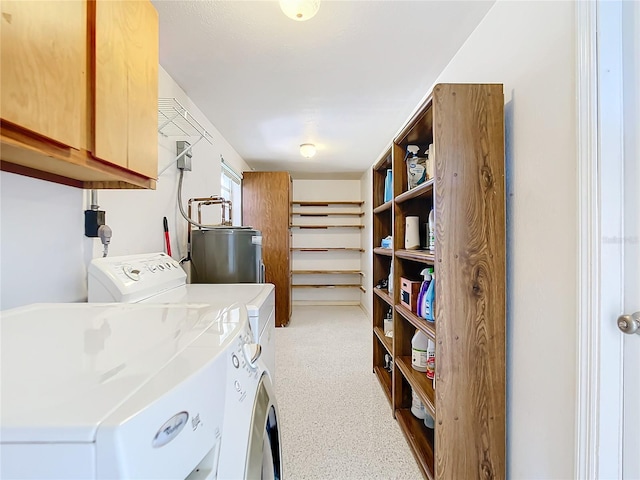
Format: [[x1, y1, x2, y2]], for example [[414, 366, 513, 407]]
[[373, 148, 392, 171], [292, 284, 361, 289], [374, 326, 393, 354], [292, 201, 364, 206], [290, 224, 363, 229], [396, 409, 435, 480], [374, 366, 393, 408], [395, 179, 434, 205], [292, 212, 364, 217], [373, 247, 393, 257], [395, 249, 434, 264], [292, 270, 362, 275], [373, 287, 393, 306], [396, 356, 436, 418], [373, 200, 393, 214], [395, 304, 436, 340], [291, 247, 364, 252]]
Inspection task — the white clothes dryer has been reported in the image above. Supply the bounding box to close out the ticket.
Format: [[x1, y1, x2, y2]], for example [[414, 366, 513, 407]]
[[0, 302, 258, 480], [87, 253, 276, 385]]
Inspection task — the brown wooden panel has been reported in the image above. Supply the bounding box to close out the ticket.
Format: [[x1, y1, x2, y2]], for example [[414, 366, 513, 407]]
[[94, 0, 128, 168], [0, 0, 85, 149], [0, 129, 155, 189], [242, 172, 291, 327], [126, 0, 158, 178], [433, 83, 505, 480]]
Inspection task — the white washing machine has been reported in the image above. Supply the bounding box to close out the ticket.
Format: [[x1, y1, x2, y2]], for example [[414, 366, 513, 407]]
[[0, 302, 249, 479], [87, 252, 276, 385]]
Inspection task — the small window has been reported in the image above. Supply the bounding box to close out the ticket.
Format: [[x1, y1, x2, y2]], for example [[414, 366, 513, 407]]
[[221, 161, 242, 226]]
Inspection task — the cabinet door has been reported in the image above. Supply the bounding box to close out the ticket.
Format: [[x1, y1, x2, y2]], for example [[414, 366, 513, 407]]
[[94, 0, 158, 178], [0, 0, 85, 149]]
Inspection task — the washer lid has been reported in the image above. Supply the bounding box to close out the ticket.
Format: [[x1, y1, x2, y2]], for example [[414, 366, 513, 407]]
[[144, 283, 274, 316], [0, 302, 243, 443]]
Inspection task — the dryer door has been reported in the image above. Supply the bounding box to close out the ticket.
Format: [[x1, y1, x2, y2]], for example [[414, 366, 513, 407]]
[[246, 374, 281, 480]]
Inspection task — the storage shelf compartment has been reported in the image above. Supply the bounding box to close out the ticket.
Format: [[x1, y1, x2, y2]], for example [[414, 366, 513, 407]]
[[396, 356, 435, 417], [292, 284, 361, 289], [290, 224, 363, 229], [291, 247, 364, 252], [292, 270, 362, 275], [373, 247, 393, 257], [291, 201, 364, 206], [396, 409, 435, 480], [374, 365, 393, 407], [373, 200, 393, 213], [374, 326, 393, 354], [395, 249, 434, 264], [395, 179, 434, 205], [373, 287, 393, 306], [292, 212, 364, 217], [395, 304, 436, 340]]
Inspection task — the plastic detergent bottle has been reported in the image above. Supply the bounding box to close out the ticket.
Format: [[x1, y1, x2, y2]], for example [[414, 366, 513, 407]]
[[416, 268, 432, 319], [424, 270, 436, 322], [411, 389, 426, 419], [411, 329, 429, 372], [428, 208, 435, 251], [424, 411, 435, 429], [384, 169, 393, 202], [426, 339, 436, 380]]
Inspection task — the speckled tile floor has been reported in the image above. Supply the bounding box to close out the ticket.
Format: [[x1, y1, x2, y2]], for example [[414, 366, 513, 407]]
[[274, 305, 422, 480]]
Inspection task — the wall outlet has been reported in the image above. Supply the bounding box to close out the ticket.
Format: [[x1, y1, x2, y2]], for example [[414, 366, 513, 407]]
[[84, 210, 105, 237]]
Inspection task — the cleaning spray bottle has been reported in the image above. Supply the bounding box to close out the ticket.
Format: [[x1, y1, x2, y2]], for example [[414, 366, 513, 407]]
[[424, 269, 436, 322], [416, 267, 432, 318]]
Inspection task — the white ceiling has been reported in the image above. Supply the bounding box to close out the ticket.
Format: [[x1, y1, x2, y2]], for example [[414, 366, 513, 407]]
[[153, 0, 494, 178]]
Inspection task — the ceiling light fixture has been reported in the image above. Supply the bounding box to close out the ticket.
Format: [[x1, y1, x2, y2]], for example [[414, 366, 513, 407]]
[[279, 0, 321, 21], [300, 143, 317, 159]]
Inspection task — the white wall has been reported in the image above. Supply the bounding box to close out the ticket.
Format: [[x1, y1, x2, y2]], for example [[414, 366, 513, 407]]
[[360, 168, 373, 316], [1, 66, 251, 310], [431, 1, 577, 478]]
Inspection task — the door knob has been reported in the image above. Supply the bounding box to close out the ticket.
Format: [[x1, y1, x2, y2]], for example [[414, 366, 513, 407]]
[[617, 311, 640, 335]]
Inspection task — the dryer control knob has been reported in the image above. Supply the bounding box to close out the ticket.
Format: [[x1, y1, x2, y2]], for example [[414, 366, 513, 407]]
[[242, 343, 262, 369]]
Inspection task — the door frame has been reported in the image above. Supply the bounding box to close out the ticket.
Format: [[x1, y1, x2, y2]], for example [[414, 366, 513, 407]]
[[576, 1, 626, 478]]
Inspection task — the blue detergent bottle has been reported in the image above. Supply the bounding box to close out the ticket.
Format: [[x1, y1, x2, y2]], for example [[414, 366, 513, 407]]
[[416, 267, 432, 319], [424, 269, 436, 322], [383, 169, 393, 202]]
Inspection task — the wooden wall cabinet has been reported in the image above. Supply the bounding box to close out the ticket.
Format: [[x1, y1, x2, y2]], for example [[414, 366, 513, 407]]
[[372, 84, 505, 479], [0, 0, 158, 189], [242, 171, 292, 327]]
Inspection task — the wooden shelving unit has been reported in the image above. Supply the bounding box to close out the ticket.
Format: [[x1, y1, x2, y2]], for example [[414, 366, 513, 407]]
[[371, 83, 506, 479], [291, 200, 365, 299]]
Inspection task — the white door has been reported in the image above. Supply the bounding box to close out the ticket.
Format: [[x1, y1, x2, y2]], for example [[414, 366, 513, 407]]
[[577, 1, 639, 478], [620, 1, 639, 477]]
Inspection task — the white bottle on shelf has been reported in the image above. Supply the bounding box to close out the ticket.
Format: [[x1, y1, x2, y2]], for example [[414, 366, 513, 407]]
[[411, 389, 426, 419], [411, 329, 429, 372], [428, 208, 435, 252]]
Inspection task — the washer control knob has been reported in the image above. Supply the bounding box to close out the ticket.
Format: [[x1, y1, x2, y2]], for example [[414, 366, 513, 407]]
[[231, 354, 240, 369], [242, 343, 262, 369], [122, 266, 140, 281]]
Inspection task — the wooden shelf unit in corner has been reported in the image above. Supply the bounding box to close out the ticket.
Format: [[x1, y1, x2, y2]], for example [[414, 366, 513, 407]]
[[291, 200, 365, 298], [370, 84, 506, 479]]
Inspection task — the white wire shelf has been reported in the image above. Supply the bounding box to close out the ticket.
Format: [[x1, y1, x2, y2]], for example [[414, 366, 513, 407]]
[[158, 98, 214, 144]]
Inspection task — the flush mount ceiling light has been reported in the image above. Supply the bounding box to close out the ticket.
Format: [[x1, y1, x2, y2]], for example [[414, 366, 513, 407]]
[[279, 0, 321, 21], [300, 143, 317, 159]]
